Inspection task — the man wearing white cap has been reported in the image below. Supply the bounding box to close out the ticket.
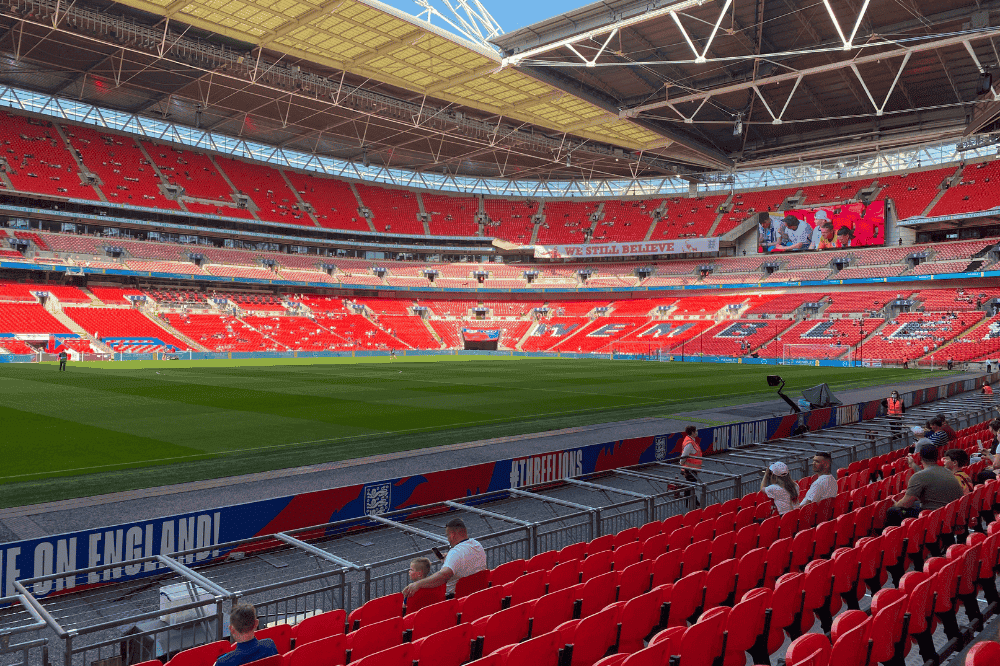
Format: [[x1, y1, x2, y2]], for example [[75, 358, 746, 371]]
[[760, 461, 800, 515], [808, 210, 830, 250]]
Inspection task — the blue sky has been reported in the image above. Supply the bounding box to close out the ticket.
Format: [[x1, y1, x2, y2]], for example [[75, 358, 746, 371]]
[[379, 0, 590, 37]]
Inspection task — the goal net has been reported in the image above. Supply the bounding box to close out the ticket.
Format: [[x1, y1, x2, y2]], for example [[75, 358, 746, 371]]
[[781, 343, 850, 365]]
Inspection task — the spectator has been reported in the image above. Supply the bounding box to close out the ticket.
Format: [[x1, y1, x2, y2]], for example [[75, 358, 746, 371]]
[[761, 461, 799, 515], [409, 557, 431, 582], [885, 390, 904, 434], [679, 425, 703, 507], [799, 452, 837, 506], [942, 449, 973, 495], [886, 444, 963, 527], [216, 604, 277, 666], [936, 414, 957, 442], [977, 419, 1000, 483], [926, 417, 949, 448], [402, 518, 486, 598], [983, 382, 994, 396]]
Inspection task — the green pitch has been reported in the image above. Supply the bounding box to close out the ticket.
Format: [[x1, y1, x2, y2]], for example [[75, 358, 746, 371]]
[[0, 357, 935, 507]]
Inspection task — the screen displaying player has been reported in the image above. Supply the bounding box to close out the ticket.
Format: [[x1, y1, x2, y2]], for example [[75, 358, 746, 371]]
[[757, 201, 885, 253]]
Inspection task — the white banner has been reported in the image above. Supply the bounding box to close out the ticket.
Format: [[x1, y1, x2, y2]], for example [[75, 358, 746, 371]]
[[534, 237, 719, 259]]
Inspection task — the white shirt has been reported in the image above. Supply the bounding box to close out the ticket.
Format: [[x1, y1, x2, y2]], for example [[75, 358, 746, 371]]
[[800, 474, 837, 505], [763, 484, 797, 515], [780, 222, 813, 247], [442, 538, 487, 593]]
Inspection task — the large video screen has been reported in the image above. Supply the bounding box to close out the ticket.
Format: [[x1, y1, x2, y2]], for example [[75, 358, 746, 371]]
[[757, 200, 885, 253]]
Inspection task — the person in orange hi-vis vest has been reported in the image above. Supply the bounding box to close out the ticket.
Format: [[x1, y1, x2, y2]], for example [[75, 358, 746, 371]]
[[983, 382, 994, 396], [680, 425, 703, 508], [886, 390, 904, 436]]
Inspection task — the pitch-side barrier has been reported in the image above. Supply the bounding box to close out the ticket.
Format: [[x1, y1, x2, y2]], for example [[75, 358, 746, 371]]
[[8, 387, 998, 666]]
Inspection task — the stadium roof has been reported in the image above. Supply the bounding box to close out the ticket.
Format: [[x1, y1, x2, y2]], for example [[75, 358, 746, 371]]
[[0, 0, 996, 184]]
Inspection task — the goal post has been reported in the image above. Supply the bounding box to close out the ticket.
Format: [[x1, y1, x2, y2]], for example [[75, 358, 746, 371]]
[[781, 343, 850, 365]]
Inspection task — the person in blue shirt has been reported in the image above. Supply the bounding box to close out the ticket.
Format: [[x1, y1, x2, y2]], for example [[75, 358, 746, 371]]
[[926, 417, 949, 449], [216, 604, 278, 666]]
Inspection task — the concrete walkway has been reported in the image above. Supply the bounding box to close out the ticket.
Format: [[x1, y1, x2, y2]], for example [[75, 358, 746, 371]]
[[0, 371, 980, 541]]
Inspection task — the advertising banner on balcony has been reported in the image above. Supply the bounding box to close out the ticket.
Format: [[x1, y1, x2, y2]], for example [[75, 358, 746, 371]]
[[534, 237, 719, 259]]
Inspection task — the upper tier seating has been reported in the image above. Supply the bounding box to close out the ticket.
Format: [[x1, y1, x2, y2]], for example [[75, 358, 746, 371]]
[[593, 200, 660, 242], [781, 252, 846, 270], [299, 296, 349, 313], [356, 184, 424, 235], [929, 160, 1000, 217], [652, 196, 725, 239], [226, 292, 286, 311], [356, 298, 415, 316], [62, 126, 179, 209], [874, 167, 951, 219], [286, 172, 370, 231], [0, 113, 99, 201], [0, 302, 72, 332], [713, 257, 765, 273], [215, 157, 311, 226], [276, 270, 337, 284], [763, 269, 832, 283], [64, 307, 190, 350], [419, 299, 480, 317], [716, 188, 798, 236], [797, 178, 872, 205], [483, 199, 537, 244], [536, 201, 599, 245], [141, 141, 252, 219], [126, 260, 205, 275], [422, 193, 479, 236]]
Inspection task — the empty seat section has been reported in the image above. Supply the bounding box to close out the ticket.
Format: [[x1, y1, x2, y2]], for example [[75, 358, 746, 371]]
[[62, 126, 179, 209], [833, 265, 907, 279], [929, 161, 1000, 216], [277, 270, 337, 284], [89, 286, 145, 305], [677, 318, 798, 357], [313, 313, 408, 350], [915, 288, 998, 312], [536, 201, 599, 245], [652, 195, 726, 239], [0, 302, 72, 332], [716, 188, 798, 236], [141, 141, 251, 218], [874, 167, 951, 219], [240, 316, 349, 350], [356, 184, 424, 235], [64, 307, 190, 351], [908, 261, 971, 276], [0, 281, 43, 302], [205, 265, 277, 280], [605, 318, 715, 354], [215, 157, 310, 225], [483, 198, 537, 243], [744, 293, 826, 316], [286, 172, 370, 231], [0, 112, 99, 200], [423, 193, 479, 236], [520, 317, 589, 352], [592, 199, 661, 242], [164, 313, 282, 352], [824, 290, 912, 314], [755, 318, 880, 359], [377, 316, 441, 349], [944, 314, 1000, 363], [546, 316, 650, 353], [37, 232, 108, 256], [225, 293, 286, 311], [863, 311, 985, 364], [549, 301, 612, 317], [126, 260, 205, 275], [798, 178, 872, 205]]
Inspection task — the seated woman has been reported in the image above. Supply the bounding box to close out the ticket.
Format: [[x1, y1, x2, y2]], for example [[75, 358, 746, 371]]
[[761, 461, 800, 515]]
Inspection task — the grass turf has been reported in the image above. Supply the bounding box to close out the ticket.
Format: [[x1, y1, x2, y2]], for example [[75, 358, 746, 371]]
[[0, 356, 938, 508]]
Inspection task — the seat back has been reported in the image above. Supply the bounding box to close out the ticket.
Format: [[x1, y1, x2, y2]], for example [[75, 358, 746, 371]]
[[292, 610, 346, 648], [414, 623, 475, 666], [284, 633, 348, 666], [455, 569, 490, 599], [480, 602, 531, 655], [256, 624, 292, 655], [346, 616, 404, 662], [459, 586, 504, 625], [348, 593, 403, 631]]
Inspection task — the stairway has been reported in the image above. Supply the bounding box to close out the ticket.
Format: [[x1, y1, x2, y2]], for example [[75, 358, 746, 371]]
[[705, 192, 734, 237], [47, 307, 114, 353], [919, 166, 963, 217], [349, 182, 378, 233], [52, 122, 108, 203], [516, 321, 541, 351], [141, 310, 211, 352], [279, 169, 323, 228], [421, 318, 446, 349], [643, 201, 669, 241]]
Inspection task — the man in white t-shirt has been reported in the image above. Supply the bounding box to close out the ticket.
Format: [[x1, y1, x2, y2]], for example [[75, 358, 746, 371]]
[[799, 451, 838, 505], [773, 214, 813, 252], [401, 518, 487, 598]]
